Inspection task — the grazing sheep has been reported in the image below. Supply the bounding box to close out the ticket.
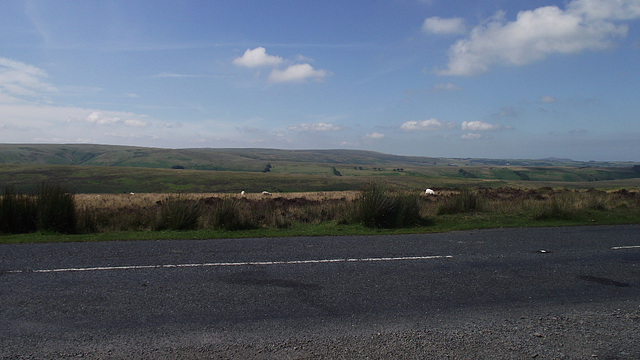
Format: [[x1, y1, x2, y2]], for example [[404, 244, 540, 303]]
[[240, 191, 246, 195], [425, 188, 436, 195], [261, 191, 271, 195]]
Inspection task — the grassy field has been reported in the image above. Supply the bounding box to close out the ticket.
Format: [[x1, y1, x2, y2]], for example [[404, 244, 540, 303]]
[[1, 162, 639, 195], [1, 144, 639, 243], [1, 187, 639, 244]]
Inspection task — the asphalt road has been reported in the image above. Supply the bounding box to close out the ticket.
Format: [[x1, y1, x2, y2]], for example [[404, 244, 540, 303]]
[[1, 225, 639, 359]]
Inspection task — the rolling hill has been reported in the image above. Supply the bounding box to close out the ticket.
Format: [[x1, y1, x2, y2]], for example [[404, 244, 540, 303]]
[[0, 144, 639, 193]]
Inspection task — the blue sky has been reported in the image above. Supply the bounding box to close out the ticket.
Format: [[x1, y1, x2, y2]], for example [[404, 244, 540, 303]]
[[1, 0, 639, 161]]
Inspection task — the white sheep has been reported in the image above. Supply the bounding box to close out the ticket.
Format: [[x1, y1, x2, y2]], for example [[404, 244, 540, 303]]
[[240, 191, 246, 195], [261, 191, 271, 195], [425, 188, 436, 195]]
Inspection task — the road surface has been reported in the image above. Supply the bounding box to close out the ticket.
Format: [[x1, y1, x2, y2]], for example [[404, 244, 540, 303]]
[[1, 225, 639, 358]]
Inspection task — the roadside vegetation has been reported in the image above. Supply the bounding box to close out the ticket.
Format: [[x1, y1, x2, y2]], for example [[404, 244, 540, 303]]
[[1, 183, 639, 243]]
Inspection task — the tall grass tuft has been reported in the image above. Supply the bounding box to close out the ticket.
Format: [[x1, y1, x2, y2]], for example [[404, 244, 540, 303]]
[[36, 183, 77, 234], [437, 188, 483, 215], [210, 197, 255, 230], [154, 196, 200, 230], [532, 192, 577, 220], [355, 183, 423, 228], [0, 186, 37, 234]]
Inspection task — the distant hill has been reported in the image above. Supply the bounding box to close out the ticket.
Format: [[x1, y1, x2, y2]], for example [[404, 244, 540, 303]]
[[0, 144, 635, 170], [1, 144, 638, 193]]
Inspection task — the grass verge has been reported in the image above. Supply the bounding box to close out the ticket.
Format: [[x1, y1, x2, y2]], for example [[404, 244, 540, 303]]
[[2, 207, 639, 244]]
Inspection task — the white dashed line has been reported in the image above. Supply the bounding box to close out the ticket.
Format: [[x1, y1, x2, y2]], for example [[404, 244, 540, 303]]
[[611, 245, 640, 250], [6, 255, 453, 274]]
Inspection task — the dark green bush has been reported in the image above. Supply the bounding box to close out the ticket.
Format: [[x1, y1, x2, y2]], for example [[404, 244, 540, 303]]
[[36, 183, 77, 234], [0, 187, 37, 234], [355, 183, 423, 228], [154, 197, 200, 230]]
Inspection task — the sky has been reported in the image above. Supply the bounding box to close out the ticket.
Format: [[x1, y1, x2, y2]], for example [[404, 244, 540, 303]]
[[1, 0, 639, 161]]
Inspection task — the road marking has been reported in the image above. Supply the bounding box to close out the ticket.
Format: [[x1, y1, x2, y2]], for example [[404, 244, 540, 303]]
[[611, 245, 640, 250], [6, 255, 453, 274]]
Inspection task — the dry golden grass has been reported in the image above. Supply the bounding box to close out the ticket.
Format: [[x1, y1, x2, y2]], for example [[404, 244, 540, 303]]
[[74, 191, 361, 209]]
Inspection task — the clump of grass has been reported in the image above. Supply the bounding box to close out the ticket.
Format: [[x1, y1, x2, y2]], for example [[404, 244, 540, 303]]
[[354, 183, 423, 228], [531, 191, 577, 220], [583, 190, 609, 211], [0, 186, 37, 234], [76, 206, 99, 233], [36, 183, 77, 234], [209, 197, 255, 230], [154, 196, 200, 230], [437, 188, 483, 215]]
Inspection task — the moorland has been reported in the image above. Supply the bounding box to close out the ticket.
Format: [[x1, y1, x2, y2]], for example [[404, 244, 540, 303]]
[[0, 144, 639, 243]]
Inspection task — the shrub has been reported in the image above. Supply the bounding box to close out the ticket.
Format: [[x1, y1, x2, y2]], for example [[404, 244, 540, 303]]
[[355, 183, 423, 228], [36, 183, 77, 234], [437, 188, 483, 215], [154, 196, 200, 230], [0, 186, 37, 234]]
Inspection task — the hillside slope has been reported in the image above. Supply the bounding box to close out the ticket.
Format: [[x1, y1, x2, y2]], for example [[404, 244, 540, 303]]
[[1, 144, 636, 170]]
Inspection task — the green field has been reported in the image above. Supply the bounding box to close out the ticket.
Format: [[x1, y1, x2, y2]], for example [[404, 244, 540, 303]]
[[1, 144, 639, 243], [0, 144, 639, 193]]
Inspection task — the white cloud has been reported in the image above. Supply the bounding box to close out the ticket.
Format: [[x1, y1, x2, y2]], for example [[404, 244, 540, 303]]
[[541, 95, 557, 103], [568, 0, 640, 20], [85, 111, 148, 127], [233, 47, 283, 68], [233, 48, 329, 84], [462, 120, 501, 131], [422, 17, 467, 34], [268, 64, 328, 83], [401, 118, 443, 131], [438, 0, 640, 76], [365, 132, 385, 139], [288, 122, 341, 132], [0, 57, 56, 102], [461, 133, 483, 140], [0, 103, 160, 145]]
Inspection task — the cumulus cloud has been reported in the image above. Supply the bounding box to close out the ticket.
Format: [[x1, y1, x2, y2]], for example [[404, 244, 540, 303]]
[[233, 47, 283, 68], [462, 120, 501, 131], [233, 47, 329, 84], [422, 17, 467, 34], [541, 95, 557, 103], [365, 132, 385, 139], [401, 118, 443, 131], [268, 64, 328, 83], [0, 57, 56, 102], [288, 122, 341, 132], [438, 0, 640, 76]]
